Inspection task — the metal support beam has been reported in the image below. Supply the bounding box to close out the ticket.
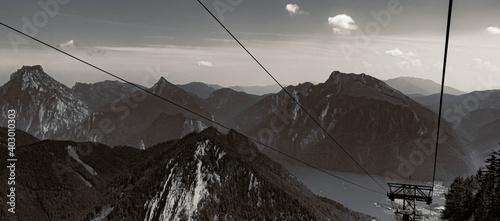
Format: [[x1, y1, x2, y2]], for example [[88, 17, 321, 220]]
[[387, 183, 433, 221]]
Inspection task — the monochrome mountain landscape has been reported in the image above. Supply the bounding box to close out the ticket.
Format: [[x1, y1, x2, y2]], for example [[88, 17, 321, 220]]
[[0, 65, 498, 220]]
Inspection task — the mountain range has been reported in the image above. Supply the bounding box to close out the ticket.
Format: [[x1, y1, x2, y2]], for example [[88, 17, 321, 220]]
[[0, 126, 373, 220], [0, 66, 479, 181], [227, 71, 474, 181]]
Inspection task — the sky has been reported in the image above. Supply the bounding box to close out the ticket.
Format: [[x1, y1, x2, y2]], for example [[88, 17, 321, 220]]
[[0, 0, 499, 92]]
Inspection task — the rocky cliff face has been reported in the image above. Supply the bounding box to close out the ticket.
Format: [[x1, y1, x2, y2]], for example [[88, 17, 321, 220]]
[[228, 71, 474, 181], [0, 65, 90, 139], [111, 127, 373, 220]]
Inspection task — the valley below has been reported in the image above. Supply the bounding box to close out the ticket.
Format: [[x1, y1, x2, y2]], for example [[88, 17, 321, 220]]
[[280, 160, 449, 221]]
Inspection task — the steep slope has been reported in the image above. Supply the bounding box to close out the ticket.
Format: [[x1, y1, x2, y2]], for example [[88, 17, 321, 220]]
[[72, 80, 138, 111], [0, 65, 90, 139], [385, 77, 464, 96], [229, 71, 474, 181], [56, 77, 212, 148], [471, 119, 500, 153], [0, 128, 373, 221], [415, 90, 500, 114], [413, 91, 500, 140], [0, 138, 167, 221], [177, 82, 222, 99], [412, 93, 458, 112], [408, 90, 500, 171], [205, 88, 264, 123], [104, 127, 373, 220], [458, 108, 500, 135]]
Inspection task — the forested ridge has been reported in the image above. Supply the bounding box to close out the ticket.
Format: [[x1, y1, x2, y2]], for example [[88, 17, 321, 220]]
[[442, 148, 500, 221]]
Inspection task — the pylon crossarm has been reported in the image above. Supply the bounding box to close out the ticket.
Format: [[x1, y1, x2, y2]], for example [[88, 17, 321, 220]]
[[387, 183, 433, 204]]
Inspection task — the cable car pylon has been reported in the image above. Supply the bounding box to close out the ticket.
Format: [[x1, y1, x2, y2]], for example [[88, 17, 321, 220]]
[[387, 183, 432, 221]]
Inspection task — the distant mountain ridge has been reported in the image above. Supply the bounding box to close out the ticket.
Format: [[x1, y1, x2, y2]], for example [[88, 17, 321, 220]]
[[58, 76, 212, 148], [0, 65, 268, 149], [206, 88, 265, 123], [385, 76, 465, 97], [177, 82, 223, 99], [72, 80, 138, 111], [0, 66, 476, 181], [229, 84, 282, 95], [178, 81, 281, 96]]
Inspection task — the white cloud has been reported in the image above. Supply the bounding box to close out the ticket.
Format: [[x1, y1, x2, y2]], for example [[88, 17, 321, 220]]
[[486, 26, 500, 35], [472, 58, 499, 72], [195, 60, 214, 67], [286, 4, 306, 16], [328, 14, 357, 35], [385, 48, 422, 68], [385, 48, 404, 56], [60, 40, 75, 49]]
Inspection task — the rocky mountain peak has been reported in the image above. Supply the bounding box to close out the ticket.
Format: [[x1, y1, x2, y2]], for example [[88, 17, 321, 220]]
[[9, 65, 70, 93], [326, 71, 379, 86], [323, 71, 407, 101], [151, 76, 178, 94], [0, 65, 89, 139]]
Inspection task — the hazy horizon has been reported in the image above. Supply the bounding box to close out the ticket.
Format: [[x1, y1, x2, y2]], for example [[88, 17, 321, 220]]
[[0, 64, 478, 95], [1, 0, 499, 92]]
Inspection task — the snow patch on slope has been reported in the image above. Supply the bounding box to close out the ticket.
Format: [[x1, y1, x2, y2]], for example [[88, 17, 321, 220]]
[[139, 140, 146, 150], [76, 173, 93, 187], [91, 205, 114, 221], [320, 103, 330, 121], [67, 145, 97, 176]]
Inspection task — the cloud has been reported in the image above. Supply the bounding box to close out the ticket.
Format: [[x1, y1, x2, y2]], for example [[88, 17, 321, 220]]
[[385, 48, 404, 56], [195, 60, 214, 67], [60, 40, 76, 49], [472, 58, 499, 72], [328, 14, 357, 35], [385, 48, 422, 68], [286, 4, 306, 16], [486, 26, 500, 35]]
